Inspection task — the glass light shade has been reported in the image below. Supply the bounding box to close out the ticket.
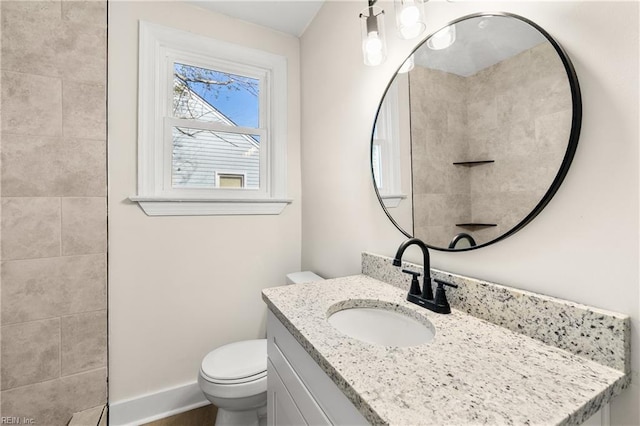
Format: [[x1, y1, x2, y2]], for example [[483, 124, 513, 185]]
[[394, 0, 426, 40], [398, 54, 415, 73], [426, 25, 456, 50], [360, 6, 387, 66]]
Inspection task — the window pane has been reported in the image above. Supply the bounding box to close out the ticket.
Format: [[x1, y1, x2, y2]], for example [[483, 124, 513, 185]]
[[173, 63, 259, 128], [219, 174, 244, 188], [172, 126, 260, 189]]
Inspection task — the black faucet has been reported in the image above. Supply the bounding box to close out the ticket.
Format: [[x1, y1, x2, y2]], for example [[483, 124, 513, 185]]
[[393, 238, 458, 314], [448, 232, 477, 249], [393, 238, 433, 300]]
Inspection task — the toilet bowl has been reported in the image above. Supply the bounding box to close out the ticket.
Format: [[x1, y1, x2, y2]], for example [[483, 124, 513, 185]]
[[198, 271, 323, 426], [198, 339, 267, 426]]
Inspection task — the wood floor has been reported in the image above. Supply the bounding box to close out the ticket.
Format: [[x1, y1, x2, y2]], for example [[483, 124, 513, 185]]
[[142, 405, 217, 426]]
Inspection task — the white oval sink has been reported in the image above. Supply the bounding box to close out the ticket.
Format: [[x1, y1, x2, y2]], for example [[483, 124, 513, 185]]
[[327, 304, 435, 347]]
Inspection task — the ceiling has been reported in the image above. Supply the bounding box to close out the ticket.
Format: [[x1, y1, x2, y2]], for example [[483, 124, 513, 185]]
[[416, 15, 547, 77], [188, 3, 547, 77], [190, 1, 325, 37]]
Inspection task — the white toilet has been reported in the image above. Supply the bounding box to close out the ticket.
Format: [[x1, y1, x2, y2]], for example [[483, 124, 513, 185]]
[[198, 271, 324, 426]]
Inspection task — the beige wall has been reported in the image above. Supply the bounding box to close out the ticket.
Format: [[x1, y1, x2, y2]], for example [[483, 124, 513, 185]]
[[108, 2, 301, 403], [301, 1, 639, 423], [0, 1, 107, 424]]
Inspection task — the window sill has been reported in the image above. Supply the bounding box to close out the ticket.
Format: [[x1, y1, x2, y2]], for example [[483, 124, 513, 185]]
[[129, 196, 292, 216], [380, 194, 407, 208]]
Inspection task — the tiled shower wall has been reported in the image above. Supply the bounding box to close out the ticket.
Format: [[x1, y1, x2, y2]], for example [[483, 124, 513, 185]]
[[0, 2, 107, 424], [411, 42, 570, 247], [409, 65, 469, 247]]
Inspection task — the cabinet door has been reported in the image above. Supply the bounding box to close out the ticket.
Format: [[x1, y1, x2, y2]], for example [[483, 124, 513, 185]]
[[268, 360, 307, 426], [267, 311, 368, 425]]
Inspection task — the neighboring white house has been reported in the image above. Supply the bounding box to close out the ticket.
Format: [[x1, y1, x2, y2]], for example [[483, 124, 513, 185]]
[[172, 77, 260, 189]]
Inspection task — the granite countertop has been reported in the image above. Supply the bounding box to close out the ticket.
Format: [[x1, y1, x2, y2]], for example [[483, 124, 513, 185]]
[[262, 275, 630, 426]]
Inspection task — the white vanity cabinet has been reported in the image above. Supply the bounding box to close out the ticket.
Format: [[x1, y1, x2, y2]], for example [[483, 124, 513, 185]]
[[267, 311, 368, 426], [267, 309, 611, 426], [263, 274, 625, 425]]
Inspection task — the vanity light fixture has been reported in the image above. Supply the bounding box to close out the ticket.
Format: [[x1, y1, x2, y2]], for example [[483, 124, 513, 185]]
[[398, 54, 415, 73], [394, 0, 427, 40], [360, 0, 387, 66], [426, 25, 456, 50]]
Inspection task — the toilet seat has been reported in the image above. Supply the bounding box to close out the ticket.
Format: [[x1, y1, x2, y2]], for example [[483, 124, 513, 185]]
[[200, 339, 267, 384], [202, 370, 267, 385]]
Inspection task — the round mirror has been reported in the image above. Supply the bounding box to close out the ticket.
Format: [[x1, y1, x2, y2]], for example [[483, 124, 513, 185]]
[[371, 12, 581, 251]]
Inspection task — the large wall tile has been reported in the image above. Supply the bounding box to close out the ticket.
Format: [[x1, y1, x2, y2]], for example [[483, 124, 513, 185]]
[[1, 133, 106, 197], [61, 310, 107, 375], [1, 198, 61, 261], [0, 1, 61, 24], [1, 255, 106, 325], [467, 97, 497, 133], [62, 198, 107, 255], [1, 368, 107, 426], [2, 0, 106, 84], [60, 368, 107, 416], [1, 7, 62, 79], [1, 18, 105, 85], [62, 82, 105, 140], [535, 109, 572, 156], [58, 25, 106, 84], [1, 378, 70, 426], [62, 1, 107, 29], [1, 71, 62, 136], [1, 319, 60, 390]]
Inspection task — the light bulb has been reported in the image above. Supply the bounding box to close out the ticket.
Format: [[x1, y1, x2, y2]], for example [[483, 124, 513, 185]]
[[399, 5, 419, 27], [427, 25, 456, 50], [394, 0, 426, 40], [364, 32, 384, 65], [366, 50, 384, 66], [365, 32, 383, 55], [360, 5, 386, 66], [398, 54, 415, 73]]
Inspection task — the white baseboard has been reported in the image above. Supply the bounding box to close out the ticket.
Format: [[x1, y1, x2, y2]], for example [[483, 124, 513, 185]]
[[109, 381, 210, 426]]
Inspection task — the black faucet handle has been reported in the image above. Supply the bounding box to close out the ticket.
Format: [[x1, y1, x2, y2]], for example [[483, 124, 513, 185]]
[[434, 279, 458, 289], [402, 269, 422, 295], [401, 269, 421, 278], [433, 279, 458, 314]]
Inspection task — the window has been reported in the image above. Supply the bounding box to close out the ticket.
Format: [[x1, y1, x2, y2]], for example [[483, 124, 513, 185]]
[[373, 78, 407, 208], [132, 22, 290, 216]]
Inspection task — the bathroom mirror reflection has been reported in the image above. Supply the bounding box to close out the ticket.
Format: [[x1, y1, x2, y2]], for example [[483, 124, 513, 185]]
[[372, 13, 581, 251]]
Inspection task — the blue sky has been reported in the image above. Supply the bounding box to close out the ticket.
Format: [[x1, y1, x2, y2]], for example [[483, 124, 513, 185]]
[[175, 63, 259, 129]]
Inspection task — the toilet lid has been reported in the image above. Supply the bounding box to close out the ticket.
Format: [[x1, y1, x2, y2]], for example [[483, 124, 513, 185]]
[[201, 339, 267, 382]]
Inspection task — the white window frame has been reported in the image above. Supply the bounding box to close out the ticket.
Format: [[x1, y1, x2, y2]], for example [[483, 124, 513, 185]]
[[130, 21, 290, 216], [373, 79, 406, 208]]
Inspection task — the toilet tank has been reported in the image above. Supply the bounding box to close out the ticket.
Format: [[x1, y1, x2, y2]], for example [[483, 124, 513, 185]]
[[286, 271, 323, 285]]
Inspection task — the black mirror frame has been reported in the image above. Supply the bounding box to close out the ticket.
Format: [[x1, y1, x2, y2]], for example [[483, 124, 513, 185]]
[[371, 11, 582, 252]]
